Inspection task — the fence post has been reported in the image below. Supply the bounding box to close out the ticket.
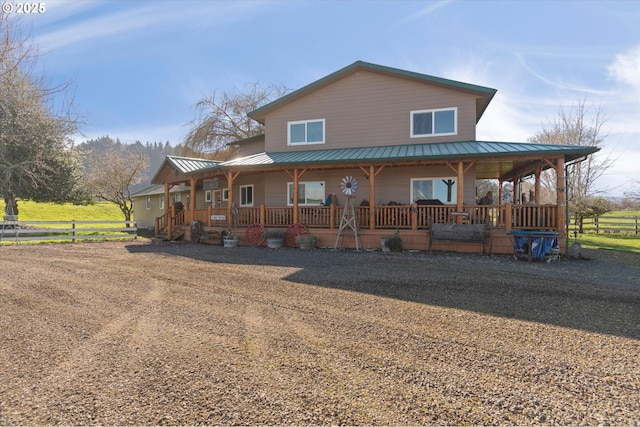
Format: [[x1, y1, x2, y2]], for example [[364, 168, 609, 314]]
[[72, 220, 76, 243], [595, 216, 599, 234], [635, 215, 638, 235]]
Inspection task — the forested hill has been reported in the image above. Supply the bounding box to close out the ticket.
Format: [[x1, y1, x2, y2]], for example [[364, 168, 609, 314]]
[[77, 136, 180, 193]]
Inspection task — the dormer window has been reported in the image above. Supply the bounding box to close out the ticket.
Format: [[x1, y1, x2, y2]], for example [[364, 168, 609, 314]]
[[411, 108, 457, 137], [288, 119, 325, 145]]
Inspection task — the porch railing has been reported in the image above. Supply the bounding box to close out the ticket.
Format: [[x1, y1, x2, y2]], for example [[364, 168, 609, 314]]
[[180, 203, 558, 232]]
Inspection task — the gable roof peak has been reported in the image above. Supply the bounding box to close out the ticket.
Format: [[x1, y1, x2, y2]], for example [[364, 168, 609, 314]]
[[249, 60, 497, 124]]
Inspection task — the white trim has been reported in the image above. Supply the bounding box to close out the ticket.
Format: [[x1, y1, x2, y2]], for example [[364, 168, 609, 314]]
[[287, 118, 325, 145], [205, 190, 212, 203], [410, 176, 457, 204], [287, 181, 326, 206], [240, 184, 254, 207], [410, 107, 457, 138]]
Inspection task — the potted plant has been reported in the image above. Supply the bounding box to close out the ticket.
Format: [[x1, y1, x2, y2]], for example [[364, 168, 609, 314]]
[[264, 230, 285, 249], [381, 235, 391, 252], [296, 234, 317, 250], [223, 229, 240, 247], [384, 231, 403, 252]]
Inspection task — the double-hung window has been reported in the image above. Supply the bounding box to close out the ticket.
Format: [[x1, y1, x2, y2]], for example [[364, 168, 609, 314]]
[[411, 177, 457, 204], [288, 119, 325, 145], [240, 185, 253, 207], [287, 181, 325, 206], [411, 108, 457, 137]]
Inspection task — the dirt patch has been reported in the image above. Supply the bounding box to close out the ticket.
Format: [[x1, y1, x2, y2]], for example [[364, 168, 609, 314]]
[[1, 240, 638, 425]]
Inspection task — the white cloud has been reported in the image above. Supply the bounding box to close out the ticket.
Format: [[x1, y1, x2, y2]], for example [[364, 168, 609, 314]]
[[401, 0, 454, 22], [608, 46, 640, 90], [34, 1, 270, 54]]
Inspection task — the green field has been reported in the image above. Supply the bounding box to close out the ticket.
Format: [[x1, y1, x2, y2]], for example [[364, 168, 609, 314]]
[[570, 210, 640, 254], [1, 200, 133, 244], [1, 200, 126, 221]]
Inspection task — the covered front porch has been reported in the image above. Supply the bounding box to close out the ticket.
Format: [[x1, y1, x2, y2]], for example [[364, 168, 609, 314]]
[[158, 201, 560, 255], [151, 140, 599, 255]]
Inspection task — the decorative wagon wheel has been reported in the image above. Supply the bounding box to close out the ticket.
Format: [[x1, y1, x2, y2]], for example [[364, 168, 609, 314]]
[[285, 223, 308, 247], [245, 223, 266, 246]]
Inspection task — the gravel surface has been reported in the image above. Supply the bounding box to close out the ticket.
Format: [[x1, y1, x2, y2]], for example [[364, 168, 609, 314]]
[[0, 240, 639, 425]]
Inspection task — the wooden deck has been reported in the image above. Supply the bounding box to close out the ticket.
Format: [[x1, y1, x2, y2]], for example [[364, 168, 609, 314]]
[[156, 203, 563, 255]]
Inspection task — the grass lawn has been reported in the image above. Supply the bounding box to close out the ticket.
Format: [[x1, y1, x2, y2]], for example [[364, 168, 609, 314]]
[[570, 210, 640, 255], [1, 200, 125, 221], [570, 233, 640, 255]]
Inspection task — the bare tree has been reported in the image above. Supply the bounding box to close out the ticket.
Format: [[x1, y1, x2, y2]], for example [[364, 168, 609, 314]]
[[85, 146, 148, 224], [529, 100, 614, 231], [0, 15, 83, 202], [183, 82, 288, 159], [624, 180, 640, 202]]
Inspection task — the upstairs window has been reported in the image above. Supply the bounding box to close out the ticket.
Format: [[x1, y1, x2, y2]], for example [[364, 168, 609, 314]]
[[411, 108, 457, 137], [288, 119, 325, 145]]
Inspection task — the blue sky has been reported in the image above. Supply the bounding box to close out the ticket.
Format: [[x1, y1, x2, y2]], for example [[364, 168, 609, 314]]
[[12, 0, 640, 196]]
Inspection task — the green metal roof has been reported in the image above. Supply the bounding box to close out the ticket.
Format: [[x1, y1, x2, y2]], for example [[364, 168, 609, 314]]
[[151, 155, 221, 183], [216, 141, 599, 169], [131, 184, 190, 197], [248, 61, 497, 124]]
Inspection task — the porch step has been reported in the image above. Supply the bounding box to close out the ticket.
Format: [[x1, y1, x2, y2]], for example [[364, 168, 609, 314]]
[[154, 226, 186, 242]]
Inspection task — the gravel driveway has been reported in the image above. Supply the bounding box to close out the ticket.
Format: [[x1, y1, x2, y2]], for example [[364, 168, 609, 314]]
[[1, 240, 638, 425]]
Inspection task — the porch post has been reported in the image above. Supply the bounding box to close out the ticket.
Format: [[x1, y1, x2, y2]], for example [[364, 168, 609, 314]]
[[369, 165, 376, 230], [189, 177, 197, 210], [456, 161, 464, 220], [534, 167, 542, 204], [190, 176, 197, 222], [293, 168, 299, 224], [164, 183, 170, 214], [226, 171, 234, 229], [556, 157, 566, 235]]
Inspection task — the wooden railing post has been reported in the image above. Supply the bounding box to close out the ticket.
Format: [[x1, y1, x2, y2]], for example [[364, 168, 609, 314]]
[[330, 203, 335, 229], [505, 203, 512, 233], [411, 203, 417, 230], [260, 204, 266, 226]]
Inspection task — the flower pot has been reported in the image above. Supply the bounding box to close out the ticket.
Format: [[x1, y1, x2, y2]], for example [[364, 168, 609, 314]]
[[381, 238, 390, 252], [267, 238, 284, 249], [296, 235, 316, 250], [223, 235, 240, 248]]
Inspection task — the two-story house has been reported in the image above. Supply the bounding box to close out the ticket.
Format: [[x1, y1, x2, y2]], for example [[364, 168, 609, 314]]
[[138, 61, 599, 254]]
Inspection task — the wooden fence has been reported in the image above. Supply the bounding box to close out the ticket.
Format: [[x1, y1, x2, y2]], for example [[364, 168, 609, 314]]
[[584, 215, 639, 235], [0, 219, 137, 243]]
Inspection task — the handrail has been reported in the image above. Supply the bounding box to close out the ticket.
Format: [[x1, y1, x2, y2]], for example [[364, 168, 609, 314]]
[[169, 204, 559, 231]]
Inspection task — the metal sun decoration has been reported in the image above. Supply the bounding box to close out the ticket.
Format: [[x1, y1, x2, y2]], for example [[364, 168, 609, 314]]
[[339, 175, 358, 196]]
